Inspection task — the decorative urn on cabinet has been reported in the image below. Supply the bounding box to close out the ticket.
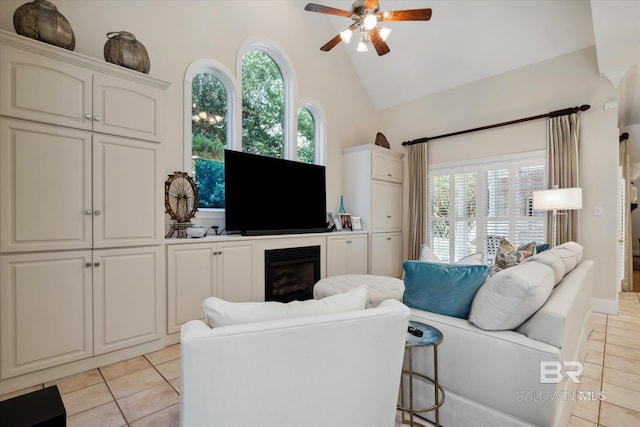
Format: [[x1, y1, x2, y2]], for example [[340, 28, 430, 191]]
[[13, 0, 76, 50], [104, 31, 150, 74]]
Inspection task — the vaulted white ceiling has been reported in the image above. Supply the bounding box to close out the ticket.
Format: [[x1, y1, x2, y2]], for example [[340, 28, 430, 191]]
[[307, 0, 640, 126]]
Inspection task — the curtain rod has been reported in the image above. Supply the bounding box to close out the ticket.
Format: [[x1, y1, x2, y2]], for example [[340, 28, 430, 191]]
[[401, 104, 591, 146]]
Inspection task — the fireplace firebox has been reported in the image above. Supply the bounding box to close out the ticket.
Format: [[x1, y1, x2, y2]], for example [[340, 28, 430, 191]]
[[265, 246, 321, 303]]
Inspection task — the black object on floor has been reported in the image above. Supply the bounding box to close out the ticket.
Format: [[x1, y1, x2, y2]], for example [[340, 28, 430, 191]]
[[0, 385, 66, 426]]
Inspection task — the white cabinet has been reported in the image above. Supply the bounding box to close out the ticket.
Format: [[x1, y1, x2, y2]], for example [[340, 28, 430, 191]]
[[372, 151, 402, 183], [93, 246, 162, 355], [0, 251, 93, 378], [0, 30, 168, 385], [326, 233, 368, 276], [371, 181, 402, 232], [0, 119, 162, 252], [167, 240, 256, 334], [0, 247, 162, 378], [343, 144, 404, 277], [370, 232, 403, 278], [0, 42, 164, 142]]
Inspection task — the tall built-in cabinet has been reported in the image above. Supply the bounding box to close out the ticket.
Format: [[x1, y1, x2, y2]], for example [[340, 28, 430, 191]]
[[343, 144, 403, 278], [0, 30, 168, 389]]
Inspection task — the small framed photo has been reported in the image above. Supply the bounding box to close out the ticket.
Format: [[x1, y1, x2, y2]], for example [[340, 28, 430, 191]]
[[339, 213, 352, 231], [326, 212, 335, 230], [331, 212, 342, 231], [351, 216, 362, 230]]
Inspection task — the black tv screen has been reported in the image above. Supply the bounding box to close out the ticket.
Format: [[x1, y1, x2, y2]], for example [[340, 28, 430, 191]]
[[224, 150, 328, 236]]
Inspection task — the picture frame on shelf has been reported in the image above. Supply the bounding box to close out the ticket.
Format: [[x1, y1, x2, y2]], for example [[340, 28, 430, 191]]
[[351, 216, 362, 230], [327, 212, 336, 231], [339, 213, 352, 231], [331, 212, 342, 231]]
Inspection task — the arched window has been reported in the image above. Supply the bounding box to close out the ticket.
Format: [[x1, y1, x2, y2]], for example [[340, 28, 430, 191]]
[[184, 59, 237, 210], [297, 100, 326, 165]]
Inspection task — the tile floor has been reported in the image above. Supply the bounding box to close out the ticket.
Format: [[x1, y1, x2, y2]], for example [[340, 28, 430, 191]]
[[2, 293, 640, 426]]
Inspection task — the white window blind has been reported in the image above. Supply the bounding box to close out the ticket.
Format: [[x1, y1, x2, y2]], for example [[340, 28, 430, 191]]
[[428, 152, 546, 264]]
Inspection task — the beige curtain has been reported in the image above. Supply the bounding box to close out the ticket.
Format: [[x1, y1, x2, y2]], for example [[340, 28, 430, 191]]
[[547, 113, 580, 245], [620, 135, 632, 292], [408, 143, 427, 259]]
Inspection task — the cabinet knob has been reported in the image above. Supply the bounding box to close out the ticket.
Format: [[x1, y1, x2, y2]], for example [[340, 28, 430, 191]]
[[94, 210, 101, 215], [93, 116, 101, 122], [347, 240, 351, 244], [387, 173, 392, 177], [85, 209, 93, 215], [85, 262, 92, 267], [387, 237, 392, 241], [387, 215, 392, 218], [85, 114, 92, 120], [94, 262, 100, 267]]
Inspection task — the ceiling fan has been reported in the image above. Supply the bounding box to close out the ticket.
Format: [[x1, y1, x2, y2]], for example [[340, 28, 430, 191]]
[[304, 0, 432, 56]]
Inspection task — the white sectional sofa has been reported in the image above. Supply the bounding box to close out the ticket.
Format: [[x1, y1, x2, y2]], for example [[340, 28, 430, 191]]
[[403, 243, 594, 426]]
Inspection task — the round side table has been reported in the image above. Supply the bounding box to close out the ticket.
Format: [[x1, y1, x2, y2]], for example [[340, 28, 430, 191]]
[[397, 321, 445, 427]]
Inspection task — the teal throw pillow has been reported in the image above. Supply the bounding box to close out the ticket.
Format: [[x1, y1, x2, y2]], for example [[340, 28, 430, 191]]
[[536, 243, 550, 254], [403, 261, 490, 318]]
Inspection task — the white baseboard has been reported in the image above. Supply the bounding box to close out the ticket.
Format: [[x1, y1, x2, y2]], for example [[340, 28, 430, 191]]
[[592, 297, 618, 315]]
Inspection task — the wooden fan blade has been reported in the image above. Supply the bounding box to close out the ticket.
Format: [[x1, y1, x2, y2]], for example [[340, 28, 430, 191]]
[[379, 8, 432, 21], [370, 27, 390, 56], [304, 3, 352, 18], [321, 34, 342, 52], [364, 0, 379, 11], [320, 22, 358, 52]]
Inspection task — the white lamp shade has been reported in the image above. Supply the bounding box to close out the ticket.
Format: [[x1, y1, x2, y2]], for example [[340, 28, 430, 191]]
[[533, 187, 582, 210]]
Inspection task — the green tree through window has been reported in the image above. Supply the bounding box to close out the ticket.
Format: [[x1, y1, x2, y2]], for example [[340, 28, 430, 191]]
[[192, 73, 227, 208], [297, 107, 315, 163], [242, 50, 284, 158]]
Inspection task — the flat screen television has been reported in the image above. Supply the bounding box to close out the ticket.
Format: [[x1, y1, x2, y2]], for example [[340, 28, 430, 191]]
[[224, 149, 328, 236]]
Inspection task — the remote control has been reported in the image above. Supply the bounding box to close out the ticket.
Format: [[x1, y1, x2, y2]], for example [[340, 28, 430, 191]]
[[408, 326, 423, 337]]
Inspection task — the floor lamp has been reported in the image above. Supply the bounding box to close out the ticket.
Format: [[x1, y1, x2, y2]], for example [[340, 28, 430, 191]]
[[532, 187, 583, 247]]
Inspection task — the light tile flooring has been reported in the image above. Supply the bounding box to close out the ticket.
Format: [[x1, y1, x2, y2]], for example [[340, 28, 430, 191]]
[[3, 293, 640, 426]]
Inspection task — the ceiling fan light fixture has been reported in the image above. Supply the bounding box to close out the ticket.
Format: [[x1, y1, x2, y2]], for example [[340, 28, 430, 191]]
[[379, 27, 391, 41], [340, 28, 353, 43], [363, 13, 378, 30], [357, 39, 369, 52]]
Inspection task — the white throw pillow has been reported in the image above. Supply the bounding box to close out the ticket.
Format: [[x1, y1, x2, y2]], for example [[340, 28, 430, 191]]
[[419, 244, 442, 263], [523, 252, 565, 286], [468, 262, 555, 331], [203, 284, 368, 327], [456, 252, 485, 265]]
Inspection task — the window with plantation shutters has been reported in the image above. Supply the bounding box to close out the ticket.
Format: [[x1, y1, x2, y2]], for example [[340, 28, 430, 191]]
[[428, 151, 546, 264]]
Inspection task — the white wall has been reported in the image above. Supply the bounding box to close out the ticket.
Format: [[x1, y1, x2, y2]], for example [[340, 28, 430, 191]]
[[0, 0, 381, 217], [379, 47, 620, 311]]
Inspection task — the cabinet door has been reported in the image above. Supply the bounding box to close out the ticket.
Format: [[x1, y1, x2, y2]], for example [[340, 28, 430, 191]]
[[371, 152, 402, 183], [0, 119, 92, 253], [167, 244, 216, 334], [93, 134, 161, 248], [388, 183, 403, 231], [0, 46, 93, 131], [217, 240, 256, 302], [371, 181, 389, 232], [370, 233, 402, 278], [327, 236, 349, 276], [387, 232, 403, 278], [349, 234, 368, 275], [93, 74, 163, 142], [0, 251, 93, 378], [93, 246, 162, 354]]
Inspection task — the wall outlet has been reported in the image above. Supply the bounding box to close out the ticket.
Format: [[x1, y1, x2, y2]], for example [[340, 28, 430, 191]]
[[594, 206, 603, 216]]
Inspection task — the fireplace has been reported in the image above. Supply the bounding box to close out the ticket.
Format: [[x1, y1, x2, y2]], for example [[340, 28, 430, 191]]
[[265, 246, 321, 303]]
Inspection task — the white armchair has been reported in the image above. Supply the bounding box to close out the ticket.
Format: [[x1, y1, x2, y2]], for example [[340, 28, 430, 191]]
[[180, 299, 410, 427]]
